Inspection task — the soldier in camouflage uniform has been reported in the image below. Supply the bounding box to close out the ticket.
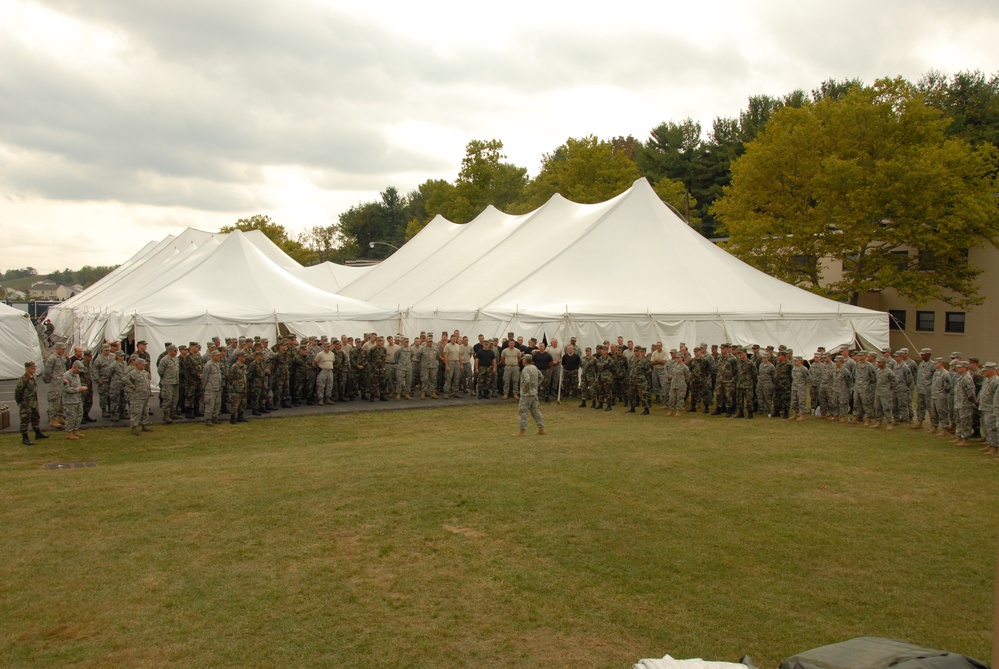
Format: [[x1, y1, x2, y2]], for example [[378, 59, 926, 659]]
[[248, 348, 271, 415], [668, 354, 691, 416], [613, 345, 629, 405], [291, 344, 312, 406], [976, 362, 997, 452], [513, 354, 545, 436], [789, 357, 810, 419], [852, 350, 877, 425], [396, 337, 414, 400], [79, 349, 96, 423], [157, 345, 181, 423], [892, 351, 914, 425], [689, 347, 712, 414], [913, 348, 934, 429], [62, 360, 88, 439], [108, 350, 128, 421], [870, 356, 900, 430], [271, 340, 292, 408], [333, 340, 348, 401], [772, 350, 792, 419], [733, 348, 758, 418], [15, 361, 49, 445], [420, 338, 440, 400], [367, 336, 388, 402], [182, 342, 204, 418], [579, 347, 595, 408], [929, 358, 953, 435], [756, 352, 775, 417], [228, 351, 249, 424], [831, 355, 854, 423], [594, 345, 616, 410], [952, 360, 976, 446], [122, 356, 153, 436], [712, 343, 738, 417], [42, 342, 68, 428], [202, 348, 225, 426], [92, 343, 115, 417], [627, 345, 652, 415]]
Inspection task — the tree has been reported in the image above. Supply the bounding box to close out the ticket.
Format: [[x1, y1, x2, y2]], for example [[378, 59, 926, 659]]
[[653, 177, 698, 227], [919, 69, 999, 149], [220, 215, 317, 265], [335, 186, 411, 260], [512, 135, 641, 212], [713, 77, 999, 307]]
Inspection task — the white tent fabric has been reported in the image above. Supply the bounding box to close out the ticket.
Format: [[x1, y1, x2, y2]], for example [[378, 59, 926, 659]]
[[48, 229, 399, 387], [289, 261, 372, 293], [0, 303, 44, 380], [341, 178, 888, 352]]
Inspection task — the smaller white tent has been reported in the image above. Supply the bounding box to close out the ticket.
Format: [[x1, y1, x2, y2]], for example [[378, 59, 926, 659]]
[[0, 303, 44, 380]]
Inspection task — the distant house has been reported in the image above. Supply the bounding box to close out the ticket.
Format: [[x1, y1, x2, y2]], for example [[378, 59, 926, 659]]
[[56, 284, 84, 300], [29, 280, 59, 300], [5, 289, 27, 300]]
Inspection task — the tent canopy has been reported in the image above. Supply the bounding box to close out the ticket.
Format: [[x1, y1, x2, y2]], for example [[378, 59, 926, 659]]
[[340, 178, 888, 352], [0, 303, 43, 380]]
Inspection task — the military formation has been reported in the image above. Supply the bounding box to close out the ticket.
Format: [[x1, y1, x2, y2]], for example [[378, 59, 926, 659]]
[[15, 331, 999, 461]]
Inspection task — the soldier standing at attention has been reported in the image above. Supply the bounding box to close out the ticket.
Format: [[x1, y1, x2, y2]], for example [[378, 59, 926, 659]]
[[395, 337, 414, 400], [228, 351, 249, 424], [952, 360, 976, 446], [93, 343, 115, 418], [870, 355, 900, 431], [668, 351, 691, 416], [16, 361, 49, 446], [789, 356, 810, 420], [157, 344, 181, 423], [62, 360, 88, 440], [42, 342, 68, 429], [513, 354, 546, 436], [627, 345, 652, 415], [202, 348, 224, 426], [123, 356, 153, 436], [756, 352, 776, 417], [913, 348, 934, 429]]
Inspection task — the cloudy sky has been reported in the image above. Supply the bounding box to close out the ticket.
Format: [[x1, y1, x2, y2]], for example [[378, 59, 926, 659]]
[[2, 0, 998, 273]]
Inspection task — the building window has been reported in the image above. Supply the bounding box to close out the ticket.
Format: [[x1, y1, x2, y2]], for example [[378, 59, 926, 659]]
[[945, 312, 965, 334], [889, 309, 906, 331], [892, 250, 909, 272], [916, 311, 935, 332]]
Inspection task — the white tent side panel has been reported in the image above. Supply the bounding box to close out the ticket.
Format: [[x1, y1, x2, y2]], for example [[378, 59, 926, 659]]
[[0, 304, 44, 380]]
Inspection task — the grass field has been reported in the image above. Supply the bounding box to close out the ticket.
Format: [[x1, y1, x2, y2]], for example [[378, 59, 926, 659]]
[[1, 404, 996, 669]]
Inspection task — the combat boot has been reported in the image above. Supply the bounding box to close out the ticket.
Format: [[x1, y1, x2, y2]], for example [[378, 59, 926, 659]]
[[34, 428, 49, 440], [231, 414, 238, 424], [131, 426, 140, 436], [642, 407, 650, 415], [512, 429, 526, 437], [431, 392, 440, 399], [537, 427, 547, 435], [911, 420, 922, 429], [628, 406, 636, 413], [604, 405, 612, 411], [420, 391, 427, 400], [237, 412, 249, 422], [21, 432, 33, 446], [579, 400, 587, 408], [593, 402, 602, 410]]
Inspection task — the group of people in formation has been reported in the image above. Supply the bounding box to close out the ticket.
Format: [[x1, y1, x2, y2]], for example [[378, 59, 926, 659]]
[[15, 329, 998, 461]]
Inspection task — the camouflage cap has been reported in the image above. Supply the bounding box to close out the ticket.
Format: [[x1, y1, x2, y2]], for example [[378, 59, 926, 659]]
[[189, 341, 199, 348], [919, 347, 932, 355], [136, 340, 147, 345], [984, 362, 998, 370], [101, 343, 111, 350], [55, 342, 66, 350], [167, 344, 178, 352], [25, 360, 36, 368], [933, 357, 943, 363], [792, 356, 802, 362], [969, 357, 980, 364], [955, 360, 969, 369], [83, 349, 92, 356], [950, 351, 961, 358], [236, 350, 247, 357], [522, 354, 533, 363], [114, 350, 125, 357]]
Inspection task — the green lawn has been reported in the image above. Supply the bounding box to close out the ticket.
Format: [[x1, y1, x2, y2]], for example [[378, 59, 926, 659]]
[[1, 405, 995, 669]]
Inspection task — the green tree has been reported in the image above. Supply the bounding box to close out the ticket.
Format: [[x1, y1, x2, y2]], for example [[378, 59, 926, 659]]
[[919, 69, 999, 149], [512, 135, 640, 212], [713, 77, 999, 307], [220, 215, 317, 266], [653, 177, 699, 227]]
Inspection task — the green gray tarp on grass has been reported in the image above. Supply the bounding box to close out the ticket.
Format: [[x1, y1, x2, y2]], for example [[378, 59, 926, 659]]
[[778, 637, 989, 669]]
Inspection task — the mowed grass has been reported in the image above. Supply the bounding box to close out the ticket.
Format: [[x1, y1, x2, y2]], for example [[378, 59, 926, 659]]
[[1, 404, 996, 669]]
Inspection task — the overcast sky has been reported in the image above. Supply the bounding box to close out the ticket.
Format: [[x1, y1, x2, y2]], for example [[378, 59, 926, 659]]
[[2, 0, 998, 273]]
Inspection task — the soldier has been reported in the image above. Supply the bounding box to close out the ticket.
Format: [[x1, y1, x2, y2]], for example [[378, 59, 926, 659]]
[[595, 345, 616, 411], [976, 362, 998, 453], [42, 341, 68, 429], [290, 344, 312, 406], [789, 356, 810, 420], [79, 349, 96, 423], [123, 356, 153, 436], [513, 354, 546, 436], [579, 347, 596, 408], [182, 342, 205, 418], [108, 350, 128, 421], [612, 345, 629, 405], [772, 350, 792, 418], [559, 343, 581, 400], [913, 348, 934, 429], [61, 360, 89, 440], [420, 336, 441, 400], [870, 355, 900, 430], [15, 361, 49, 445], [396, 337, 414, 400], [271, 339, 292, 408], [202, 348, 224, 426], [366, 336, 388, 401], [831, 355, 854, 423], [499, 338, 522, 401], [734, 347, 758, 418], [969, 358, 984, 438], [248, 348, 271, 415], [649, 342, 667, 402], [92, 343, 115, 418], [668, 352, 691, 416], [627, 345, 653, 415], [384, 335, 400, 396], [228, 351, 249, 424], [689, 346, 713, 414], [892, 351, 914, 426], [713, 343, 738, 417], [473, 338, 497, 399], [157, 344, 181, 423], [756, 352, 775, 417], [852, 350, 877, 426], [930, 358, 953, 435], [952, 360, 976, 446], [314, 341, 336, 405]]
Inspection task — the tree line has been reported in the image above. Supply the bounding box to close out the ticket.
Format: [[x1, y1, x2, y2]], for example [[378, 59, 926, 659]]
[[240, 69, 999, 307]]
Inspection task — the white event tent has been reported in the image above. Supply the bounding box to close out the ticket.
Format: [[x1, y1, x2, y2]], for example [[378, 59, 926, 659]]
[[49, 229, 397, 386], [341, 178, 888, 352], [0, 303, 44, 380]]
